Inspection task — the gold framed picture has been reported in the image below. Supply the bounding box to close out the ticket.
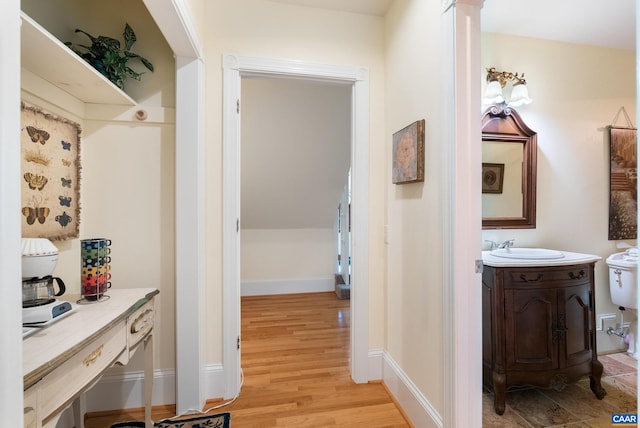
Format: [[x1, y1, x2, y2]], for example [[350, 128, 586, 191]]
[[482, 163, 504, 194]]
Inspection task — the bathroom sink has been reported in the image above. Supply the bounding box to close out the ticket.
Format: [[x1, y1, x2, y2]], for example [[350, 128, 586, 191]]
[[490, 248, 565, 260]]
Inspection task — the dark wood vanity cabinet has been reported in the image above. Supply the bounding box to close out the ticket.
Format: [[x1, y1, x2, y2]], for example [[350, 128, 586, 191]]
[[482, 263, 606, 414]]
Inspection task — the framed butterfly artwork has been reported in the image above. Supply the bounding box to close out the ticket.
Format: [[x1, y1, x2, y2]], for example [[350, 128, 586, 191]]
[[21, 102, 81, 240]]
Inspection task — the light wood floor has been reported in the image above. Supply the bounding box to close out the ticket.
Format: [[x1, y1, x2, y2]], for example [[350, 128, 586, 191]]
[[85, 292, 411, 427]]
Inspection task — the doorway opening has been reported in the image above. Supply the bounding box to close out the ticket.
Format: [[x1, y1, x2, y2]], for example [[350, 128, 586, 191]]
[[222, 54, 370, 398]]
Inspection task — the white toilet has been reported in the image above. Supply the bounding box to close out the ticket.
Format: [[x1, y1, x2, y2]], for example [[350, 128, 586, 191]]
[[606, 247, 638, 360]]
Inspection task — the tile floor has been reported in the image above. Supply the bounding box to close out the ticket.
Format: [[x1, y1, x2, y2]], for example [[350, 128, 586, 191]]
[[483, 352, 638, 427]]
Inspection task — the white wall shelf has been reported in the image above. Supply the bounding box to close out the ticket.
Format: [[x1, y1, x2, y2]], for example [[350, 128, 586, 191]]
[[20, 12, 136, 106]]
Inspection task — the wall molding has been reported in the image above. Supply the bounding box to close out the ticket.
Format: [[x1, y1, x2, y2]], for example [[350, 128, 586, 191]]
[[84, 104, 176, 124], [241, 276, 334, 296], [381, 350, 443, 428]]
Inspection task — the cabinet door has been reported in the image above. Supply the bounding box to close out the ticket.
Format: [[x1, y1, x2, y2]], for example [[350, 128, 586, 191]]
[[559, 283, 592, 367], [505, 288, 557, 371]]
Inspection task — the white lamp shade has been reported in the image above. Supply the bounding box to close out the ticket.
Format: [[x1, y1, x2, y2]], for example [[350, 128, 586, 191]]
[[508, 83, 532, 107], [482, 80, 504, 105]]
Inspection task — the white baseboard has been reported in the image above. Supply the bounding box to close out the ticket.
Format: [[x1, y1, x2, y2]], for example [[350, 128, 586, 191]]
[[379, 350, 443, 428], [54, 365, 225, 428], [85, 368, 175, 411], [241, 276, 334, 296], [368, 348, 384, 379], [84, 364, 225, 413], [58, 350, 437, 428]]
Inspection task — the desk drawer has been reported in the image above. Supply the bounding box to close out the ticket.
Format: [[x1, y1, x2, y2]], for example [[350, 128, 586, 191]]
[[128, 299, 154, 350], [39, 320, 126, 422]]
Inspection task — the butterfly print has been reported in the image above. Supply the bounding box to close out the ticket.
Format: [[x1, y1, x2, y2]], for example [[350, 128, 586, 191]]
[[61, 140, 71, 151], [25, 149, 50, 166], [22, 206, 50, 225], [59, 196, 72, 207], [26, 126, 50, 144], [61, 159, 72, 167], [23, 172, 48, 191], [55, 211, 72, 227], [61, 177, 72, 188]]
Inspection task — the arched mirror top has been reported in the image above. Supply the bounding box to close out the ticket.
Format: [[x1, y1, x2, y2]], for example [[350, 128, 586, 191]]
[[482, 105, 537, 229]]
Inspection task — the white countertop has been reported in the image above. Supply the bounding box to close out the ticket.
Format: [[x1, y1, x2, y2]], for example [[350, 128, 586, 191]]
[[482, 249, 602, 268]]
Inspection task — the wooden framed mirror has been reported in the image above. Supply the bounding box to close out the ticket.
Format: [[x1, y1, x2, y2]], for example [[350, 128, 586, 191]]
[[482, 105, 537, 229]]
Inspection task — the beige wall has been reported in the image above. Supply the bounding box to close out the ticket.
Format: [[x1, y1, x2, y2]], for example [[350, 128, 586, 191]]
[[384, 0, 447, 415], [241, 229, 335, 281], [240, 78, 351, 231], [481, 33, 636, 353], [201, 0, 388, 361]]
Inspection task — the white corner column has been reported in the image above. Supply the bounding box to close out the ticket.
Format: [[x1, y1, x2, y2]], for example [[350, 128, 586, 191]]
[[175, 54, 206, 414], [0, 1, 24, 426], [441, 0, 484, 427], [143, 0, 206, 414]]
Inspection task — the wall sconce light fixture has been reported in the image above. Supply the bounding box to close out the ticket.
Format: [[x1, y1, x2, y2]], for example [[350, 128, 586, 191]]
[[482, 67, 532, 107]]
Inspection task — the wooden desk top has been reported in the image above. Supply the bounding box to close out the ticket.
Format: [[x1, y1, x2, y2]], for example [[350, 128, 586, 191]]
[[23, 288, 159, 389]]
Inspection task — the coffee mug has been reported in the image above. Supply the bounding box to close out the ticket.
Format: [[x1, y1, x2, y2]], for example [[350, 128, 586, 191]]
[[81, 247, 111, 258], [81, 238, 111, 249], [81, 275, 99, 287], [81, 284, 100, 300], [98, 280, 112, 294], [81, 279, 110, 299], [98, 272, 112, 283], [81, 256, 111, 267], [82, 265, 111, 276]]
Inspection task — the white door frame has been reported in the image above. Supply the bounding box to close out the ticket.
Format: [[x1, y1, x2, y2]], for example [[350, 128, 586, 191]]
[[222, 54, 370, 397], [143, 0, 205, 413]]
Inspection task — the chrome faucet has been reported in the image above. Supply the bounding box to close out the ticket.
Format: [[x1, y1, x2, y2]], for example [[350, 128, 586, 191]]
[[497, 239, 515, 249], [484, 240, 498, 250]]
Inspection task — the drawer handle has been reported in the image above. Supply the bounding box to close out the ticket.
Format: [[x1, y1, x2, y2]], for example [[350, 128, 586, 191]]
[[519, 273, 543, 282], [131, 309, 153, 334], [568, 270, 585, 280], [131, 319, 149, 334], [83, 344, 104, 366]]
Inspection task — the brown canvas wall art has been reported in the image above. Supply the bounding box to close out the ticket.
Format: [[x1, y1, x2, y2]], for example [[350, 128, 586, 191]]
[[21, 102, 81, 240], [392, 119, 425, 184], [608, 127, 637, 240]]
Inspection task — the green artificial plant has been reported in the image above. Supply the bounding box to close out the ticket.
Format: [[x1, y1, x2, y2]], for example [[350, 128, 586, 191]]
[[65, 23, 154, 91]]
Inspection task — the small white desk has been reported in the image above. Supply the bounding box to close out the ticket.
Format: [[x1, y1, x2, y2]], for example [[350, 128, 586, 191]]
[[23, 288, 159, 428]]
